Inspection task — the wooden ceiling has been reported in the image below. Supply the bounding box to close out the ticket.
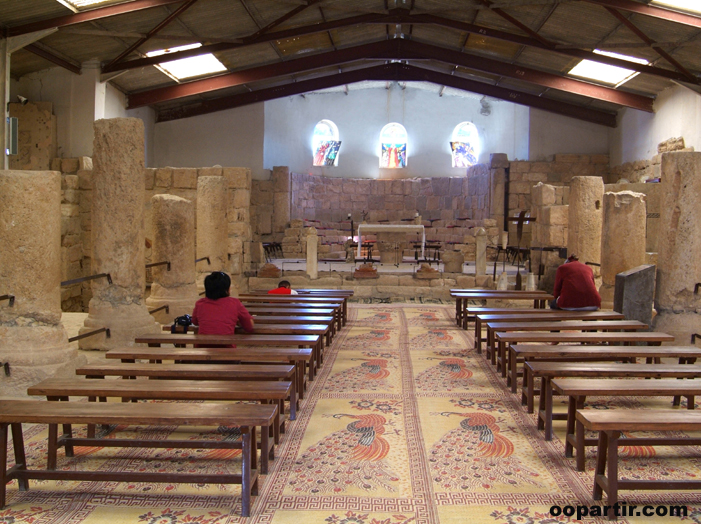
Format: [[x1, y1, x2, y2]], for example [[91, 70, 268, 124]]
[[4, 0, 701, 126]]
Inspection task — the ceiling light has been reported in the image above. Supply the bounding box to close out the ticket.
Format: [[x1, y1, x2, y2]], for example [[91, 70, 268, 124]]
[[567, 50, 648, 87], [651, 0, 701, 15], [146, 43, 227, 80]]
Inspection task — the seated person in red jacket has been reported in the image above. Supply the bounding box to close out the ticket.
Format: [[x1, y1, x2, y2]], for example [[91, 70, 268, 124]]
[[192, 271, 254, 347], [268, 280, 298, 295], [550, 254, 601, 311]]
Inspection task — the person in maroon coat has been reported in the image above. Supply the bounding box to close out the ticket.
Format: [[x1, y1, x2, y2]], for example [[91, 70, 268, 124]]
[[550, 254, 601, 311]]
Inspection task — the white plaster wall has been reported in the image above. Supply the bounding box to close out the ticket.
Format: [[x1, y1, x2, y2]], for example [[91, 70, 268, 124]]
[[152, 103, 266, 177], [611, 85, 701, 165], [263, 84, 530, 178], [127, 106, 156, 167], [528, 108, 611, 161], [104, 83, 127, 119]]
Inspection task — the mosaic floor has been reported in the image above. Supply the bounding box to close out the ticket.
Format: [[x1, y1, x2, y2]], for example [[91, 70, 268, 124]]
[[4, 304, 701, 523]]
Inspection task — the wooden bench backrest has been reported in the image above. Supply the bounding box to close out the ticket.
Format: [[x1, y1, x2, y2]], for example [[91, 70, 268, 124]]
[[106, 346, 313, 361], [496, 331, 673, 342], [76, 363, 295, 379]]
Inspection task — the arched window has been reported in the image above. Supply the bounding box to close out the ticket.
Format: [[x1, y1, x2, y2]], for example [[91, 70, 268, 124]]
[[312, 119, 341, 166], [379, 123, 407, 168], [450, 122, 480, 168]]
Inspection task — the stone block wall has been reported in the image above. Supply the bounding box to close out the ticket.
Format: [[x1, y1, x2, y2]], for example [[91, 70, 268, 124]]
[[251, 166, 291, 241], [144, 166, 253, 290], [53, 157, 94, 312], [530, 183, 570, 291], [9, 102, 57, 171]]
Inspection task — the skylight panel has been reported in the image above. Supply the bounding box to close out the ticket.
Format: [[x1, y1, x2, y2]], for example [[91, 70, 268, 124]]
[[567, 50, 649, 87], [146, 43, 227, 80], [55, 0, 123, 9], [651, 0, 701, 15]]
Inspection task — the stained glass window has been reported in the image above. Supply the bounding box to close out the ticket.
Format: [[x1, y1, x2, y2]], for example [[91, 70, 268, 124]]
[[379, 123, 407, 168], [312, 120, 341, 166], [451, 122, 480, 168]]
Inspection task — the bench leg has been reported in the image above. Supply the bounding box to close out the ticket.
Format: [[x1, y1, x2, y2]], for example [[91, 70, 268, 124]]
[[526, 370, 535, 413], [544, 378, 554, 441], [593, 430, 608, 500], [11, 424, 28, 492], [240, 427, 253, 517], [510, 348, 518, 393], [47, 424, 58, 471], [565, 396, 577, 458], [574, 396, 587, 472], [289, 378, 297, 421], [606, 431, 620, 519], [0, 423, 7, 508], [475, 320, 481, 353]]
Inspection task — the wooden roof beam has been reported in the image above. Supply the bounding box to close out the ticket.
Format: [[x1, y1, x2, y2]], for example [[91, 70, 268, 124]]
[[582, 0, 701, 29], [8, 0, 188, 37], [156, 63, 617, 127], [129, 39, 654, 112]]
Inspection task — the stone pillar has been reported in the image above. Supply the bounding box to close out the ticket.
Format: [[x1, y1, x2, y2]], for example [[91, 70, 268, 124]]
[[146, 195, 199, 324], [0, 170, 85, 396], [196, 176, 228, 289], [653, 152, 701, 341], [614, 264, 655, 327], [475, 227, 487, 276], [599, 191, 647, 308], [567, 176, 604, 277], [442, 250, 464, 273], [80, 118, 159, 349], [272, 166, 291, 232], [306, 227, 318, 280]]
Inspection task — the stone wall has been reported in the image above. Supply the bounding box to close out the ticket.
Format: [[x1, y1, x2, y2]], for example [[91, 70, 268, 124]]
[[250, 166, 291, 241], [55, 159, 253, 311], [530, 183, 570, 291], [8, 101, 57, 171]]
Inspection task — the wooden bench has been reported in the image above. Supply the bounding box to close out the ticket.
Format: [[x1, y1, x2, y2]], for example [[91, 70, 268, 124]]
[[106, 346, 312, 404], [528, 361, 701, 440], [496, 331, 675, 391], [513, 344, 701, 412], [452, 291, 553, 329], [76, 362, 297, 420], [577, 409, 701, 519], [474, 310, 625, 354], [249, 289, 353, 327], [239, 295, 345, 330], [236, 323, 333, 349], [165, 315, 338, 338], [490, 319, 648, 373], [27, 377, 291, 452], [135, 333, 322, 382], [552, 378, 701, 471], [0, 399, 276, 516]]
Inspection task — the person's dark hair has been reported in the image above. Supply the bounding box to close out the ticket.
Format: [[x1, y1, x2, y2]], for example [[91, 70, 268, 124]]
[[278, 280, 291, 289], [204, 271, 231, 299]]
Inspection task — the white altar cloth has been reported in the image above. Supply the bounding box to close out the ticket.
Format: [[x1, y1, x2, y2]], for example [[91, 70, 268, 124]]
[[356, 224, 425, 258]]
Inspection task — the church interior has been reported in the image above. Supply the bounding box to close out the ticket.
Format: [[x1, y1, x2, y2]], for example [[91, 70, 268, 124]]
[[2, 0, 701, 522]]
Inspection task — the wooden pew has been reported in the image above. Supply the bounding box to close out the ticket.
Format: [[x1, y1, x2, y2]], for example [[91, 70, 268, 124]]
[[0, 400, 276, 516], [474, 310, 625, 354], [552, 378, 701, 471], [489, 319, 648, 372], [451, 291, 554, 329], [250, 289, 353, 327], [76, 363, 297, 420], [451, 289, 551, 326], [578, 410, 701, 519], [28, 378, 291, 452], [135, 333, 322, 382], [527, 361, 701, 440], [496, 331, 675, 390], [237, 323, 333, 349], [106, 346, 312, 404], [239, 295, 345, 330]]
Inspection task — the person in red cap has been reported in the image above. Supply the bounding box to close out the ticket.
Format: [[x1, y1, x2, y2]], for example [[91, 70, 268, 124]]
[[550, 254, 601, 310]]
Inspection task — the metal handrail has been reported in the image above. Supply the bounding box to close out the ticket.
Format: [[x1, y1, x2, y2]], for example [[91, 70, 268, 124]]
[[149, 305, 170, 314], [61, 273, 112, 287], [146, 261, 171, 271], [0, 295, 15, 306], [692, 333, 701, 344], [195, 257, 211, 264], [68, 327, 110, 343]]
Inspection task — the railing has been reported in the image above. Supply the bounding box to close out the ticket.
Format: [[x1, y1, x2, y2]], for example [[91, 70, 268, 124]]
[[146, 261, 171, 271], [149, 305, 169, 315], [61, 273, 112, 287], [195, 256, 211, 265], [0, 294, 15, 306], [68, 327, 110, 343], [692, 333, 701, 344]]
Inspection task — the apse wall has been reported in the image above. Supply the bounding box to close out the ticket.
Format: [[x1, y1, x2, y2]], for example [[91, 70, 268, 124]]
[[263, 83, 530, 179]]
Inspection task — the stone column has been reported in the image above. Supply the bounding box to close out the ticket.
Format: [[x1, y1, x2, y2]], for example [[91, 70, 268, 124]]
[[146, 195, 199, 324], [599, 191, 647, 308], [0, 170, 85, 396], [306, 227, 318, 280], [80, 118, 159, 349], [653, 152, 701, 341], [196, 176, 228, 289], [567, 176, 604, 277], [475, 228, 487, 276]]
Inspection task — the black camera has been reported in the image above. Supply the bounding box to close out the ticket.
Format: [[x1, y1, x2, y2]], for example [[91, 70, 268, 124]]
[[171, 314, 192, 334]]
